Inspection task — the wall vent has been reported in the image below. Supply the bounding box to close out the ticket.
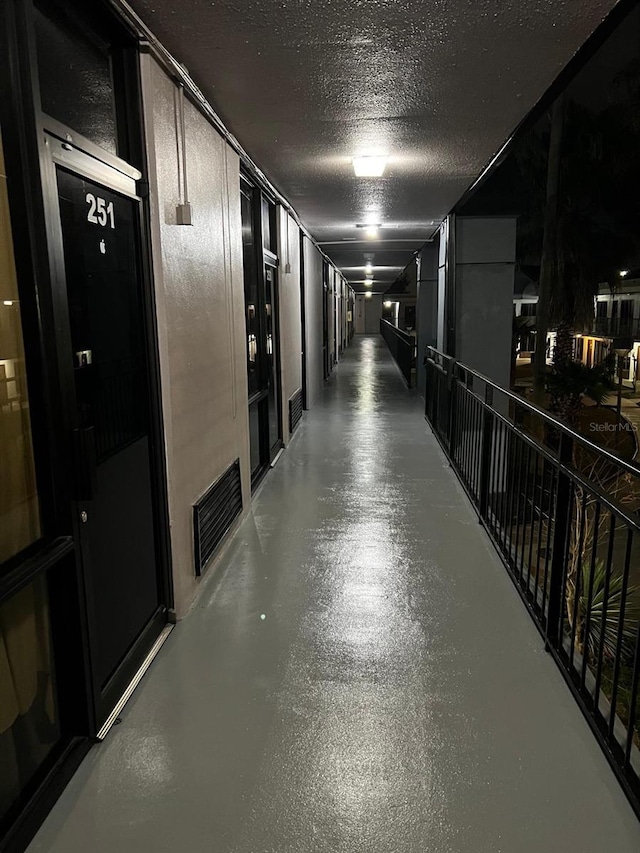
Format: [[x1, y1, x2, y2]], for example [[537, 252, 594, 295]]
[[193, 459, 242, 576], [289, 389, 304, 435]]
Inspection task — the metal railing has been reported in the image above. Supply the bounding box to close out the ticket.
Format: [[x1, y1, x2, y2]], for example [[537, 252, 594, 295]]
[[425, 346, 640, 817], [593, 317, 640, 340], [380, 319, 416, 387]]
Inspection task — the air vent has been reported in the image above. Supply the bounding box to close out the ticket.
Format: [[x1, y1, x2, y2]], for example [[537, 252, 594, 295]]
[[289, 389, 304, 435], [193, 459, 242, 576]]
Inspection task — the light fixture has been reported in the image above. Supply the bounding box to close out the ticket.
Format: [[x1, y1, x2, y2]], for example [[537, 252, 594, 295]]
[[352, 155, 388, 177], [365, 263, 373, 274], [619, 270, 630, 278], [3, 301, 13, 306], [365, 292, 372, 298], [365, 226, 379, 239], [384, 301, 392, 308], [365, 280, 372, 287]]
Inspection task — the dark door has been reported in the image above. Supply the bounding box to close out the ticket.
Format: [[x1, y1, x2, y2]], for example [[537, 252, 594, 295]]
[[50, 145, 165, 726], [264, 263, 281, 457], [322, 262, 330, 380]]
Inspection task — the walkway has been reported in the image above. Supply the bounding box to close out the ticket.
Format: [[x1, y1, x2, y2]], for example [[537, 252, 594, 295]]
[[29, 337, 640, 852]]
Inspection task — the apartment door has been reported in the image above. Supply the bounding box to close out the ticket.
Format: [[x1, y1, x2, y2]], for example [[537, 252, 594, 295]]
[[46, 139, 166, 727]]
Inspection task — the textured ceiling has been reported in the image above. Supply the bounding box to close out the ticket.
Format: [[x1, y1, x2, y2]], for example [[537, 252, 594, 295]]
[[130, 0, 618, 291]]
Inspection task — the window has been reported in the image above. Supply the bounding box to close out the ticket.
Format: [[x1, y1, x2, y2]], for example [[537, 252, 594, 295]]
[[0, 132, 41, 564], [34, 1, 118, 154], [0, 576, 60, 823]]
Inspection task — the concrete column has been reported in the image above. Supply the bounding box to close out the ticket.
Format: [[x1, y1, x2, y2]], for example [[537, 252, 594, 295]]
[[416, 241, 439, 396], [454, 216, 516, 389]]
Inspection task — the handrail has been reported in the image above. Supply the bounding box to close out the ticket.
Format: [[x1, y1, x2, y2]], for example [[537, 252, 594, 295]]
[[424, 347, 640, 816], [381, 320, 416, 387], [426, 346, 640, 477], [381, 318, 414, 344]]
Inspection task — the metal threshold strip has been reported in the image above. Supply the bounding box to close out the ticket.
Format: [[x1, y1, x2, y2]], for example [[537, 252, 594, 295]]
[[96, 623, 174, 741]]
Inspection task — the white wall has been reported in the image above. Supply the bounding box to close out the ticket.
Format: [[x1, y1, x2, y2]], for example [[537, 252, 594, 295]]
[[302, 236, 324, 407], [277, 207, 302, 444], [354, 294, 366, 333], [141, 55, 250, 617], [364, 294, 383, 333]]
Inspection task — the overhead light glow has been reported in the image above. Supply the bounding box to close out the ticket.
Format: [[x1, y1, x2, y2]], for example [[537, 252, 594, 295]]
[[365, 280, 372, 287], [3, 301, 13, 306], [384, 301, 392, 308], [619, 269, 630, 277], [365, 264, 373, 274], [365, 226, 379, 239], [365, 292, 372, 298], [352, 155, 388, 177]]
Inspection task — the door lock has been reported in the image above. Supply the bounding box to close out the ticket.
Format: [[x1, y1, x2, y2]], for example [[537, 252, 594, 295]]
[[80, 510, 88, 523]]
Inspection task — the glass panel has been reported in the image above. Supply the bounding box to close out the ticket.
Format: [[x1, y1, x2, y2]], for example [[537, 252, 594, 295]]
[[241, 189, 260, 395], [0, 133, 41, 563], [34, 3, 118, 155], [0, 576, 60, 822]]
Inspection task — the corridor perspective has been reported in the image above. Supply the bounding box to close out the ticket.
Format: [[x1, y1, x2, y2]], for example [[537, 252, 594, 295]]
[[27, 338, 640, 852]]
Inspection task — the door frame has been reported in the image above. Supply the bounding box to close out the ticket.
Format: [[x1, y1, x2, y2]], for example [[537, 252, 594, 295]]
[[38, 121, 172, 728], [263, 253, 283, 460]]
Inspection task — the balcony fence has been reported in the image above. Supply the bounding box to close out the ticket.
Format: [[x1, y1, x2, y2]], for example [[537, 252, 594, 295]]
[[380, 319, 416, 387], [425, 346, 640, 818]]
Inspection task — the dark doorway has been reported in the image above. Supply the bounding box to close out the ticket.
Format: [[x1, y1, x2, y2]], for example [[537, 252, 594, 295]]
[[46, 142, 166, 728], [241, 178, 282, 487], [322, 261, 330, 380]]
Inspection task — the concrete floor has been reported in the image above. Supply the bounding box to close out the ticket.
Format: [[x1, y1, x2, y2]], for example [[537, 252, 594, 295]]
[[29, 336, 640, 852]]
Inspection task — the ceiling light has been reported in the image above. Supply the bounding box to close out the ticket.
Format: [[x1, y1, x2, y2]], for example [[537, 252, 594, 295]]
[[365, 280, 372, 287], [619, 269, 630, 277], [365, 226, 379, 239], [3, 301, 13, 306], [365, 264, 373, 274], [365, 292, 372, 298], [352, 156, 388, 177], [384, 301, 392, 307]]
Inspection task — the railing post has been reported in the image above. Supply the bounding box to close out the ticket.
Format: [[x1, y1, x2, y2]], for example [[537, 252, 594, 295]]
[[446, 359, 458, 457], [478, 384, 494, 520], [545, 432, 574, 650]]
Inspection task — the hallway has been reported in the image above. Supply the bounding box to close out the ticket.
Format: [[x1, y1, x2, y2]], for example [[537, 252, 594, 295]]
[[28, 337, 640, 852]]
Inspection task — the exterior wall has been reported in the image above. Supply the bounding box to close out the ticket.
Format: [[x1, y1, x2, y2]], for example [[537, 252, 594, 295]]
[[437, 217, 448, 351], [454, 216, 516, 389], [277, 207, 302, 444], [354, 294, 366, 333], [302, 235, 324, 407], [328, 268, 336, 364], [141, 56, 250, 616], [364, 294, 383, 333], [417, 242, 438, 396]]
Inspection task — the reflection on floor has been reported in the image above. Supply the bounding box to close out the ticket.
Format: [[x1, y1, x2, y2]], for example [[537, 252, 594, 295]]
[[28, 336, 640, 852]]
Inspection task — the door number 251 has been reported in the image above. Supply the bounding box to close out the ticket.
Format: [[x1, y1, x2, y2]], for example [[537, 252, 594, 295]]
[[86, 193, 115, 229]]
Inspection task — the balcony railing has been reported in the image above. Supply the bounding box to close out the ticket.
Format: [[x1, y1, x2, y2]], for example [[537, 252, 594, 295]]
[[380, 319, 416, 387], [593, 317, 640, 340], [425, 347, 640, 817]]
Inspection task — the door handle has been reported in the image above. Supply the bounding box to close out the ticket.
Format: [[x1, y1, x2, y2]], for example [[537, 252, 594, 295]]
[[72, 426, 97, 501]]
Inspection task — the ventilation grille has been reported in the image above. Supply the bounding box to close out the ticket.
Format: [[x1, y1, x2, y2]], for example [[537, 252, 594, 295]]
[[193, 459, 242, 576], [289, 389, 304, 435]]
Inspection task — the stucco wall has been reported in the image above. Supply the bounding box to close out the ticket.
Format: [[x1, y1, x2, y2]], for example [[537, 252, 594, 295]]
[[141, 56, 250, 616], [276, 207, 302, 444], [302, 235, 324, 408]]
